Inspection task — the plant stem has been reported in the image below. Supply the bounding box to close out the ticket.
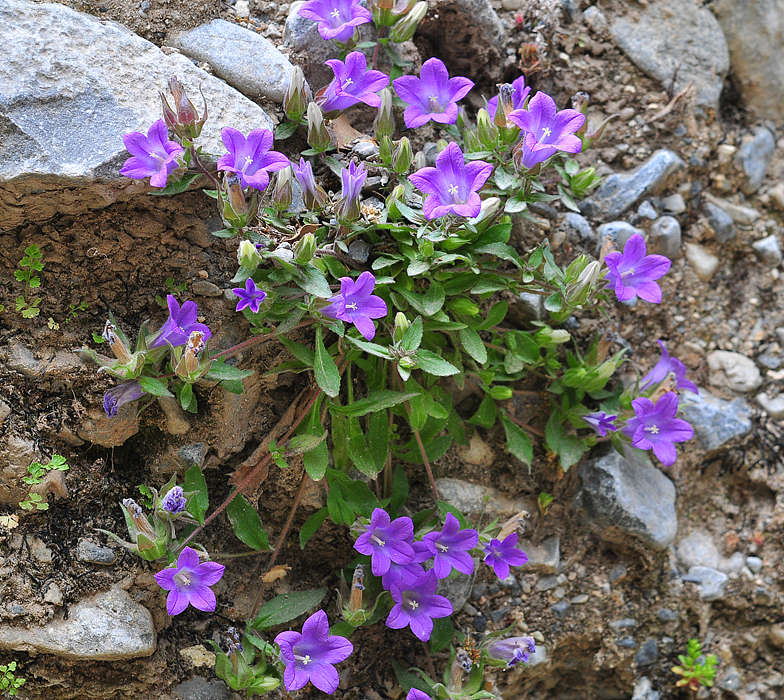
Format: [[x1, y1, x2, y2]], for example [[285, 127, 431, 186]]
[[396, 374, 439, 503]]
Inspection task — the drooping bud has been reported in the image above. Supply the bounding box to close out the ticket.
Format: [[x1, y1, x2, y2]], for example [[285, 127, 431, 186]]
[[393, 312, 411, 343], [389, 0, 427, 42], [294, 232, 317, 264], [237, 240, 262, 270], [477, 108, 499, 148], [374, 88, 395, 139], [392, 136, 413, 174], [160, 76, 207, 141], [283, 66, 308, 122], [307, 102, 331, 152], [271, 165, 294, 212]]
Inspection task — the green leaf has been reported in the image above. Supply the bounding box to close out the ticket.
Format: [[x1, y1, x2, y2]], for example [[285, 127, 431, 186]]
[[205, 361, 255, 383], [274, 120, 300, 139], [149, 172, 201, 196], [395, 434, 451, 463], [415, 349, 459, 376], [184, 464, 209, 524], [500, 413, 533, 469], [545, 413, 588, 471], [390, 467, 409, 514], [544, 293, 563, 312], [467, 392, 497, 428], [279, 337, 315, 366], [210, 228, 239, 238], [227, 493, 272, 550], [458, 327, 488, 364], [314, 326, 341, 397], [436, 500, 469, 529], [478, 299, 508, 330], [474, 242, 523, 269], [346, 416, 382, 477], [301, 398, 329, 481], [138, 376, 173, 397], [300, 507, 329, 549], [329, 390, 418, 417], [429, 616, 453, 653], [407, 259, 431, 276], [296, 265, 333, 299], [253, 588, 328, 629], [178, 382, 198, 413], [398, 315, 423, 352], [343, 335, 392, 359]]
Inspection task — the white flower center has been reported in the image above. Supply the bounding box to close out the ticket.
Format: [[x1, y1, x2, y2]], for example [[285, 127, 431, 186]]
[[295, 653, 312, 665], [541, 126, 552, 139], [174, 571, 192, 587], [344, 77, 353, 88], [346, 302, 358, 311], [648, 424, 659, 435], [407, 599, 419, 610], [371, 534, 386, 547], [330, 8, 341, 18], [448, 183, 459, 196], [436, 542, 449, 552]]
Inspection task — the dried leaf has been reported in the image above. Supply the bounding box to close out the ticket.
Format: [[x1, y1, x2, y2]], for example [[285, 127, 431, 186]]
[[261, 564, 291, 583], [329, 115, 364, 150]]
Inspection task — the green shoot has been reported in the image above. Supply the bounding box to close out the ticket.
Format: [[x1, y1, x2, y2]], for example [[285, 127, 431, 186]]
[[0, 661, 25, 697], [14, 244, 44, 319], [672, 638, 718, 692]]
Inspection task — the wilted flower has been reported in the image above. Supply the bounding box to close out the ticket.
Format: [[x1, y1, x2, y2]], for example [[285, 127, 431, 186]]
[[485, 636, 536, 667], [103, 380, 145, 418], [488, 76, 531, 122], [149, 295, 212, 349], [640, 340, 699, 394], [335, 161, 368, 224], [233, 278, 267, 314], [120, 119, 184, 188], [604, 233, 671, 304], [154, 546, 225, 616], [317, 52, 390, 113], [582, 411, 618, 437], [421, 512, 478, 579], [160, 76, 207, 140], [298, 0, 372, 43], [322, 271, 388, 341], [483, 533, 528, 580], [217, 128, 289, 192], [354, 507, 414, 575], [386, 571, 453, 641], [623, 392, 694, 467], [161, 486, 187, 514]]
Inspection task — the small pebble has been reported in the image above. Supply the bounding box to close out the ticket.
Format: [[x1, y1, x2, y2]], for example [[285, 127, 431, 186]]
[[536, 575, 558, 591], [657, 607, 678, 622], [617, 637, 637, 649], [553, 587, 566, 599], [609, 618, 638, 630], [609, 564, 628, 584], [550, 601, 570, 619], [471, 583, 487, 600], [473, 615, 487, 632], [571, 594, 589, 605]]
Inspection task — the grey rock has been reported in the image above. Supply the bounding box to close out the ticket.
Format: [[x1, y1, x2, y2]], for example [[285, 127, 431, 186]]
[[746, 556, 763, 574], [0, 434, 40, 505], [719, 668, 741, 692], [756, 392, 784, 419], [174, 676, 231, 700], [192, 281, 223, 297], [571, 594, 589, 604], [0, 587, 155, 659], [635, 638, 659, 667], [7, 340, 44, 379], [661, 193, 686, 214], [657, 607, 678, 622], [348, 239, 373, 264], [0, 401, 10, 423], [43, 582, 63, 606], [526, 643, 547, 667], [609, 618, 638, 630], [583, 6, 608, 34], [681, 390, 751, 452], [535, 575, 558, 591], [632, 677, 661, 700], [768, 624, 784, 647], [576, 448, 678, 551], [435, 478, 532, 519], [609, 564, 628, 584], [178, 443, 208, 468], [608, 0, 729, 108], [751, 234, 783, 266], [649, 216, 682, 259], [559, 0, 581, 23], [713, 0, 784, 121], [707, 351, 763, 392], [718, 551, 746, 573], [685, 243, 720, 282], [489, 606, 510, 623], [677, 531, 720, 570], [583, 150, 685, 219], [704, 202, 735, 244], [778, 327, 784, 346], [518, 536, 560, 574], [618, 637, 637, 649], [757, 352, 784, 370], [637, 200, 658, 220], [471, 583, 486, 600], [596, 221, 643, 254], [438, 562, 475, 613], [352, 139, 379, 159], [736, 126, 775, 194], [550, 601, 570, 619], [704, 194, 760, 225], [77, 539, 117, 565], [169, 19, 294, 102], [0, 0, 273, 230], [683, 565, 728, 600], [560, 212, 595, 242]]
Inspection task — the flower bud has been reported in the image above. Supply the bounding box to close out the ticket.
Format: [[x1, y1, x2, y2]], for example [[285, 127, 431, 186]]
[[307, 102, 331, 152], [413, 149, 427, 171], [489, 386, 513, 400], [436, 138, 449, 153], [449, 298, 480, 316], [392, 136, 413, 174], [371, 0, 397, 26], [283, 66, 308, 122], [379, 134, 394, 166], [484, 637, 536, 668], [419, 240, 434, 257], [237, 240, 262, 270], [393, 312, 410, 343], [535, 326, 570, 347], [119, 498, 169, 560], [565, 259, 601, 305], [374, 88, 395, 139], [292, 157, 328, 211], [389, 0, 427, 42], [463, 128, 482, 153], [271, 165, 294, 212], [467, 196, 501, 226], [385, 183, 405, 221], [160, 76, 207, 141], [477, 108, 499, 148], [455, 105, 470, 134], [294, 232, 317, 264]]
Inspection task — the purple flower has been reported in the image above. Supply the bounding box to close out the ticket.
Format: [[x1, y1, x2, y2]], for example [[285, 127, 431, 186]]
[[103, 380, 145, 418], [485, 636, 536, 667], [216, 128, 289, 192], [275, 610, 353, 693], [161, 486, 187, 514], [487, 76, 531, 121], [393, 57, 474, 129], [154, 546, 225, 616], [421, 513, 478, 579], [507, 91, 586, 169], [409, 141, 493, 220], [640, 340, 699, 394], [623, 392, 694, 467], [335, 161, 367, 224], [483, 533, 528, 580], [387, 571, 453, 641], [604, 233, 671, 304], [317, 52, 390, 113], [354, 507, 415, 576], [233, 278, 267, 314], [582, 411, 618, 437], [381, 540, 431, 590], [322, 271, 388, 341], [293, 157, 327, 210], [407, 690, 431, 700], [120, 119, 184, 188], [149, 295, 213, 349], [298, 0, 371, 42]]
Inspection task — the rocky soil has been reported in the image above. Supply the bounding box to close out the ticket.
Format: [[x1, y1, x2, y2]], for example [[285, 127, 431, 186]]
[[2, 1, 784, 699]]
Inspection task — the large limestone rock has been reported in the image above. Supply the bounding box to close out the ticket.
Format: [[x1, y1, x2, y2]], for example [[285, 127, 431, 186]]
[[0, 0, 273, 230]]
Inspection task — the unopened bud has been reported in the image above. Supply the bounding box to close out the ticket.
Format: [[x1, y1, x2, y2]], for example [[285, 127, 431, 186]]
[[464, 128, 482, 153], [455, 106, 470, 134], [237, 240, 262, 270], [283, 66, 308, 122], [413, 150, 427, 171], [160, 76, 207, 141], [271, 165, 294, 212], [393, 312, 410, 343], [348, 564, 365, 614], [477, 108, 499, 147], [307, 102, 330, 152], [572, 91, 589, 139], [374, 88, 395, 139], [535, 326, 570, 347], [436, 139, 449, 153], [468, 196, 501, 226], [386, 183, 405, 220], [419, 240, 434, 257], [392, 136, 413, 174], [379, 134, 394, 166], [389, 0, 427, 42], [566, 259, 601, 304], [294, 232, 317, 264]]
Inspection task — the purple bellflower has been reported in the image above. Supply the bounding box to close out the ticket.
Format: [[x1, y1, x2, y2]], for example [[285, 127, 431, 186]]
[[604, 233, 671, 304], [487, 76, 531, 121], [421, 512, 478, 579], [392, 57, 474, 129], [381, 540, 431, 590], [322, 271, 388, 341], [354, 507, 415, 576], [233, 278, 267, 314], [407, 690, 431, 700], [292, 157, 327, 210], [274, 610, 353, 694], [103, 380, 145, 418], [409, 141, 493, 220], [335, 161, 368, 224], [387, 571, 453, 641], [483, 533, 529, 580], [582, 411, 618, 437], [298, 0, 372, 42], [154, 546, 225, 616], [161, 486, 187, 514], [149, 295, 213, 349], [623, 392, 694, 467], [317, 52, 390, 113], [507, 91, 585, 169], [485, 636, 536, 667], [640, 340, 699, 394], [120, 119, 184, 188], [217, 128, 289, 192]]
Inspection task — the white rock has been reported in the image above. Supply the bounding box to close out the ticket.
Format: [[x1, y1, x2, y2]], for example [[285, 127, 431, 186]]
[[685, 243, 720, 282], [751, 234, 783, 266], [707, 351, 763, 392], [677, 531, 720, 570], [756, 392, 784, 418]]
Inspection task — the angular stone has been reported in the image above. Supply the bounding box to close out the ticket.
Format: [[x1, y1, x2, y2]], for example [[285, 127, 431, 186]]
[[0, 0, 273, 229], [677, 531, 720, 570], [174, 676, 231, 700], [635, 638, 659, 667], [707, 351, 763, 392], [632, 676, 661, 700], [649, 216, 682, 259], [681, 390, 752, 452], [751, 234, 783, 266], [192, 281, 223, 297], [0, 587, 155, 659], [518, 536, 560, 574], [704, 194, 760, 225], [169, 20, 294, 102], [77, 406, 139, 448], [685, 243, 720, 282], [661, 193, 686, 214], [559, 212, 595, 243], [608, 0, 729, 108], [736, 126, 775, 194], [0, 434, 40, 505], [756, 392, 784, 419], [550, 601, 570, 619], [575, 447, 678, 551], [438, 561, 476, 613], [636, 200, 659, 221], [583, 6, 608, 34], [582, 150, 685, 219], [435, 478, 532, 520], [718, 551, 746, 573], [535, 575, 558, 591], [77, 538, 117, 565], [7, 340, 44, 380], [683, 566, 728, 600], [704, 202, 735, 243], [596, 221, 643, 253]]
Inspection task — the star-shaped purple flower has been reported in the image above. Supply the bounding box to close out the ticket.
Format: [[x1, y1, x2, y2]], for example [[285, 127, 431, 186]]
[[604, 233, 671, 304], [640, 340, 699, 394], [149, 295, 213, 349], [421, 513, 478, 579], [381, 540, 431, 590], [393, 57, 474, 129], [103, 380, 145, 418], [354, 507, 415, 576], [120, 119, 184, 188], [623, 392, 694, 467], [582, 411, 618, 437], [487, 76, 531, 121], [293, 157, 327, 210], [322, 271, 388, 341], [217, 128, 289, 192], [409, 141, 493, 220], [317, 51, 390, 113], [507, 91, 586, 169], [274, 610, 353, 693], [154, 546, 225, 616], [483, 533, 528, 580], [298, 0, 371, 42], [233, 278, 267, 314], [386, 571, 453, 642]]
